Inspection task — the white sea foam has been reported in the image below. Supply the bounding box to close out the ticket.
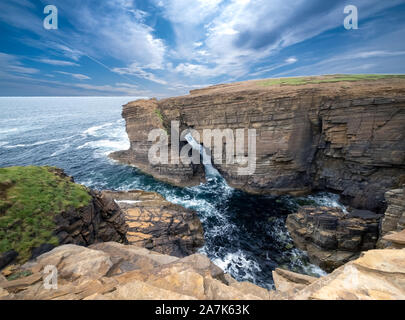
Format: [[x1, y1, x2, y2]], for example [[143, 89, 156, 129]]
[[83, 122, 114, 136], [115, 200, 142, 204], [288, 248, 328, 277], [209, 250, 262, 282], [80, 120, 130, 158], [307, 192, 348, 213], [0, 128, 18, 134], [3, 136, 76, 149], [51, 143, 70, 157], [77, 139, 130, 152]]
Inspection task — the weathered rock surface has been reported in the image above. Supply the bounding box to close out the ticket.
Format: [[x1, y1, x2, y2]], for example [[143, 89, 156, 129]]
[[109, 99, 205, 187], [382, 230, 405, 249], [378, 188, 405, 248], [53, 190, 128, 249], [102, 190, 204, 257], [111, 77, 405, 212], [1, 243, 404, 300], [0, 243, 271, 300], [286, 206, 382, 272], [291, 249, 405, 300], [271, 268, 317, 299]]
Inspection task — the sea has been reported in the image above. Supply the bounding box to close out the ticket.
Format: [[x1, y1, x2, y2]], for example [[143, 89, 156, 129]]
[[0, 96, 347, 289]]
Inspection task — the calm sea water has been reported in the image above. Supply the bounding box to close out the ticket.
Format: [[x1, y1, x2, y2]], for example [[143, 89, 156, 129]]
[[0, 97, 331, 289]]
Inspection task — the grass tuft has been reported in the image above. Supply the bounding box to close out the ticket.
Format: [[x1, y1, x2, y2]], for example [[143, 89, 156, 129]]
[[259, 74, 405, 87], [0, 166, 92, 262]]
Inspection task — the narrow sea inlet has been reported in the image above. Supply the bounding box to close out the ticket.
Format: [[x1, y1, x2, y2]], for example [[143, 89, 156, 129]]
[[0, 97, 328, 289]]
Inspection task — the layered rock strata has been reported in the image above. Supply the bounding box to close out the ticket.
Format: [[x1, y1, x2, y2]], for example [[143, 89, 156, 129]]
[[1, 243, 404, 300], [286, 206, 382, 272], [109, 99, 205, 187], [103, 190, 204, 257], [0, 242, 272, 300], [53, 190, 128, 250], [272, 249, 405, 300], [111, 77, 405, 212], [378, 188, 405, 248]]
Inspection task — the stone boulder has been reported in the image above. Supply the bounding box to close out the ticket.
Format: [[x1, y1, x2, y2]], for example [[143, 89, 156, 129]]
[[381, 230, 405, 249], [286, 206, 382, 272], [103, 190, 204, 257], [292, 249, 405, 300]]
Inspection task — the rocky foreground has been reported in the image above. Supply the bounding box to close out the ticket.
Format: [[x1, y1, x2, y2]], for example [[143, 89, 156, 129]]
[[1, 242, 404, 300]]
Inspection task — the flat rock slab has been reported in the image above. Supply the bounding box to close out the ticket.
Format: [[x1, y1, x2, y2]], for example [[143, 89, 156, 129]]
[[383, 230, 405, 246], [102, 190, 204, 257]]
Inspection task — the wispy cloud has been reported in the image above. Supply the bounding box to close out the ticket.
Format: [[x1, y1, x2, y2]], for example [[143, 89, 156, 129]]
[[56, 71, 91, 80], [0, 1, 404, 96], [38, 58, 80, 67], [0, 52, 39, 75]]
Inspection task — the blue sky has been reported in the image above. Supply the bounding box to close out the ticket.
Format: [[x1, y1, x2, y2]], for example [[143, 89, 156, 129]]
[[0, 0, 405, 97]]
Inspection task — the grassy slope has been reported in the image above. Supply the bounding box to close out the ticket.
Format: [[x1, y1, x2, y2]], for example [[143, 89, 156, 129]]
[[0, 166, 92, 262], [259, 74, 405, 86]]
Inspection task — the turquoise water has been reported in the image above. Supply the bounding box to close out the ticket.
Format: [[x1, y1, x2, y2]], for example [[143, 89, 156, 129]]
[[0, 97, 328, 289]]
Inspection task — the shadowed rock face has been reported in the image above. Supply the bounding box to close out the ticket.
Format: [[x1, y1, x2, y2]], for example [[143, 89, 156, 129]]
[[53, 189, 128, 249], [378, 188, 405, 248], [111, 77, 405, 212], [286, 206, 382, 272], [102, 190, 204, 257]]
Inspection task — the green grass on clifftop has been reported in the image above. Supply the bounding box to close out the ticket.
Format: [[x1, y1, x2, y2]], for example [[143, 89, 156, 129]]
[[0, 166, 92, 262], [260, 74, 405, 86]]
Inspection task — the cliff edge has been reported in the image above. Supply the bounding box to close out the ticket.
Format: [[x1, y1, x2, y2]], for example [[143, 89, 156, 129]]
[[111, 75, 405, 212]]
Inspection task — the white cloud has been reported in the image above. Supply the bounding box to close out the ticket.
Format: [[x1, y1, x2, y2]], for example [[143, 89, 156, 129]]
[[56, 71, 91, 80], [0, 52, 39, 75], [158, 0, 404, 80], [38, 59, 80, 67], [156, 0, 223, 25], [285, 57, 298, 64], [113, 63, 167, 85], [74, 82, 149, 96]]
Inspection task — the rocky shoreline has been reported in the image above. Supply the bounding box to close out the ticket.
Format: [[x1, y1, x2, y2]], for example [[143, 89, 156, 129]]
[[1, 171, 404, 299], [1, 76, 405, 300]]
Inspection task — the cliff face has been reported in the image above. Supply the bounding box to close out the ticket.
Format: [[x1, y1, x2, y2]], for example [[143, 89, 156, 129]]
[[378, 188, 405, 248], [286, 206, 382, 272], [112, 76, 405, 212]]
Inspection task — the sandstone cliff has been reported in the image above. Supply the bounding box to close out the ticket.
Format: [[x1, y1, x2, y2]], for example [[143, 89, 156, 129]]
[[378, 187, 405, 248], [111, 75, 405, 212]]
